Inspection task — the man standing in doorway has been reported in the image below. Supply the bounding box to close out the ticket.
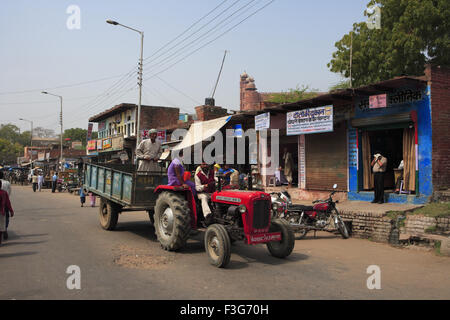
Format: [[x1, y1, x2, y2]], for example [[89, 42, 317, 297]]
[[371, 152, 387, 204], [283, 147, 294, 188], [136, 129, 162, 172]]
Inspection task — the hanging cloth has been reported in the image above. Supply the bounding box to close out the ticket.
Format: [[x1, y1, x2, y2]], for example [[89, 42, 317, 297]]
[[362, 131, 374, 190], [402, 128, 416, 191]]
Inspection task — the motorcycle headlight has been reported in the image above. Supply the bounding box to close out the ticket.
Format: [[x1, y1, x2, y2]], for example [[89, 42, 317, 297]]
[[272, 202, 279, 211], [238, 204, 247, 213]]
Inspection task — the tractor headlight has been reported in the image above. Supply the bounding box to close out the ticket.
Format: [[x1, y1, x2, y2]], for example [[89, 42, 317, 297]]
[[272, 202, 279, 211], [238, 204, 247, 213]]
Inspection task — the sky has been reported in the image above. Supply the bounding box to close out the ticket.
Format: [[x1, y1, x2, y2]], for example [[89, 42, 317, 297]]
[[0, 0, 368, 133]]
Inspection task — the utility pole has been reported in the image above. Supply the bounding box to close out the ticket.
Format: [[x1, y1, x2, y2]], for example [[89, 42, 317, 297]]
[[106, 19, 144, 148], [41, 91, 63, 170]]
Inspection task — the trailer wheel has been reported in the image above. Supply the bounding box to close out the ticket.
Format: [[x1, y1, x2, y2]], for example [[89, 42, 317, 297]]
[[204, 224, 231, 268], [154, 191, 191, 251], [99, 198, 120, 230], [266, 219, 295, 258]]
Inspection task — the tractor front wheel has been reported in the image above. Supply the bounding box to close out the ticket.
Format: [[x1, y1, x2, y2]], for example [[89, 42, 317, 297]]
[[204, 224, 231, 268], [154, 191, 191, 251], [266, 219, 295, 258]]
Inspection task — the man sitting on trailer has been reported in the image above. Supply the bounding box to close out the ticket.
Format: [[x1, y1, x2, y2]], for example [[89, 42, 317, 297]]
[[195, 162, 216, 225], [136, 129, 162, 172]]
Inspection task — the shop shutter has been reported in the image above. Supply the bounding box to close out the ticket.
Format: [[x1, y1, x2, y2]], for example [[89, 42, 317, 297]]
[[305, 122, 347, 191]]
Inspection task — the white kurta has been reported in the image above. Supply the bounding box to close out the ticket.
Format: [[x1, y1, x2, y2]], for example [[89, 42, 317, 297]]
[[136, 138, 162, 172]]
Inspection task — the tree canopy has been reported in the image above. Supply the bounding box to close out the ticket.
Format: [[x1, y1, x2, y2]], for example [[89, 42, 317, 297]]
[[328, 0, 450, 87], [266, 85, 320, 104]]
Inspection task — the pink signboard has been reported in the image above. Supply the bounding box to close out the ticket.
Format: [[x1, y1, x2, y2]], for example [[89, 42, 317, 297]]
[[369, 94, 387, 109]]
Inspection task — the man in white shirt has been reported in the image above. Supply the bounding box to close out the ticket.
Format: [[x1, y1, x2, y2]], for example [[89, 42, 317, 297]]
[[0, 171, 12, 240], [136, 129, 162, 172], [38, 173, 44, 191]]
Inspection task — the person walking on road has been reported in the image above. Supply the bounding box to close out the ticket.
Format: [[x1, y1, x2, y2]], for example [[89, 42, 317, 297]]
[[31, 173, 38, 192], [0, 180, 14, 246], [89, 192, 96, 207], [51, 172, 57, 193], [79, 188, 86, 207], [37, 173, 44, 192], [0, 171, 11, 241]]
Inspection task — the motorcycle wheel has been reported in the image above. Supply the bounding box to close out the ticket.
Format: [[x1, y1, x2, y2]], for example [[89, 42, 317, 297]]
[[336, 215, 349, 239]]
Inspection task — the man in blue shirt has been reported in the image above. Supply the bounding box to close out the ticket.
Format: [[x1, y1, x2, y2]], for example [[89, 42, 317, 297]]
[[52, 172, 57, 193]]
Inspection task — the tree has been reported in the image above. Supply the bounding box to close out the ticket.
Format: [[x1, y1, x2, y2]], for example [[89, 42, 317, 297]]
[[266, 85, 320, 104], [328, 0, 450, 87], [0, 138, 22, 165], [0, 124, 21, 144], [63, 128, 89, 146]]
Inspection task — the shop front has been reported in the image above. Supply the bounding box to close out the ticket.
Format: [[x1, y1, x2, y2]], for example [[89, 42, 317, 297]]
[[348, 80, 432, 204]]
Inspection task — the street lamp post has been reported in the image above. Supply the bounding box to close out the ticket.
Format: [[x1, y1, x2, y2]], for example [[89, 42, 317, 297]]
[[106, 19, 144, 149], [19, 118, 33, 168], [41, 91, 63, 170]]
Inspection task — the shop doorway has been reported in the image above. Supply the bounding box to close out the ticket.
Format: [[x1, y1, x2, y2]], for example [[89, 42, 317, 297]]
[[369, 129, 403, 190], [362, 126, 415, 193]]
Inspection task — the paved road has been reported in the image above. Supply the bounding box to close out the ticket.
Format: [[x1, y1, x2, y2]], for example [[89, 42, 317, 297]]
[[1, 186, 449, 300]]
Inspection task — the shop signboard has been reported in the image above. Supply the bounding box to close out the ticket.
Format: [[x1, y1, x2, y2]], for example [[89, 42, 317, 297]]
[[87, 123, 93, 141], [97, 139, 103, 150], [72, 141, 83, 149], [287, 106, 333, 135], [38, 152, 45, 161], [111, 136, 124, 150], [157, 130, 167, 143], [369, 94, 387, 109], [255, 112, 270, 131], [87, 140, 97, 151], [103, 138, 112, 150]]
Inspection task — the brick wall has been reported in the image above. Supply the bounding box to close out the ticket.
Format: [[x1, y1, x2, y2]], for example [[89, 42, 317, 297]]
[[195, 105, 228, 121], [429, 65, 450, 190], [139, 106, 180, 130]]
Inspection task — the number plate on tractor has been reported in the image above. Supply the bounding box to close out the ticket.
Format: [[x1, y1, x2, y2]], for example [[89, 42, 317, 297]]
[[246, 232, 282, 245]]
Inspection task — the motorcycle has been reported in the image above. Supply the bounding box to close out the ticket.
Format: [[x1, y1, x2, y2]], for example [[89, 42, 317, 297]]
[[271, 184, 349, 239]]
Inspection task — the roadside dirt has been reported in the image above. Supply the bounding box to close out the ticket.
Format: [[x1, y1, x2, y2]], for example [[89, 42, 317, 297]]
[[112, 244, 177, 270]]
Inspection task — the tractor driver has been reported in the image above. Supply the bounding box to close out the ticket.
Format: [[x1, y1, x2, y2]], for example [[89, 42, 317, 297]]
[[195, 162, 216, 225]]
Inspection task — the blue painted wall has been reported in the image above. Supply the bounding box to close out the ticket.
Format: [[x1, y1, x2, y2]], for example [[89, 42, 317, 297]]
[[347, 85, 433, 204]]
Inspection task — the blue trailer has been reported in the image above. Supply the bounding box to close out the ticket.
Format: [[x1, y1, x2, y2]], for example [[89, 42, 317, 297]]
[[84, 163, 167, 230]]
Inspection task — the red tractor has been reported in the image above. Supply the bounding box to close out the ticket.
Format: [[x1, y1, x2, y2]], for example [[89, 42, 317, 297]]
[[154, 181, 295, 268]]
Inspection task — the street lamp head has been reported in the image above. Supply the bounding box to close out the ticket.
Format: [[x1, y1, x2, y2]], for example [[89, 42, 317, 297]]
[[106, 19, 119, 25], [41, 91, 48, 94]]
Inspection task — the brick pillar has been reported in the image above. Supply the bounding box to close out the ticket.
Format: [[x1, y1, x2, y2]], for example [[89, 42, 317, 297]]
[[429, 65, 450, 190]]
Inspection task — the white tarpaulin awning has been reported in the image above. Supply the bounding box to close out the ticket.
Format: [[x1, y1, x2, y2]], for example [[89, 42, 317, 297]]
[[171, 115, 232, 151]]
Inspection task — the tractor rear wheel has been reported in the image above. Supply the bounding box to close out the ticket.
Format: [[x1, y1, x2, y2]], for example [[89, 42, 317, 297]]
[[147, 209, 155, 225], [266, 218, 295, 258], [204, 224, 231, 268], [99, 198, 120, 230], [154, 191, 191, 251]]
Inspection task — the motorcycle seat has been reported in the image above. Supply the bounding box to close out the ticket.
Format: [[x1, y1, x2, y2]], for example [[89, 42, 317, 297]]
[[289, 204, 314, 211]]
